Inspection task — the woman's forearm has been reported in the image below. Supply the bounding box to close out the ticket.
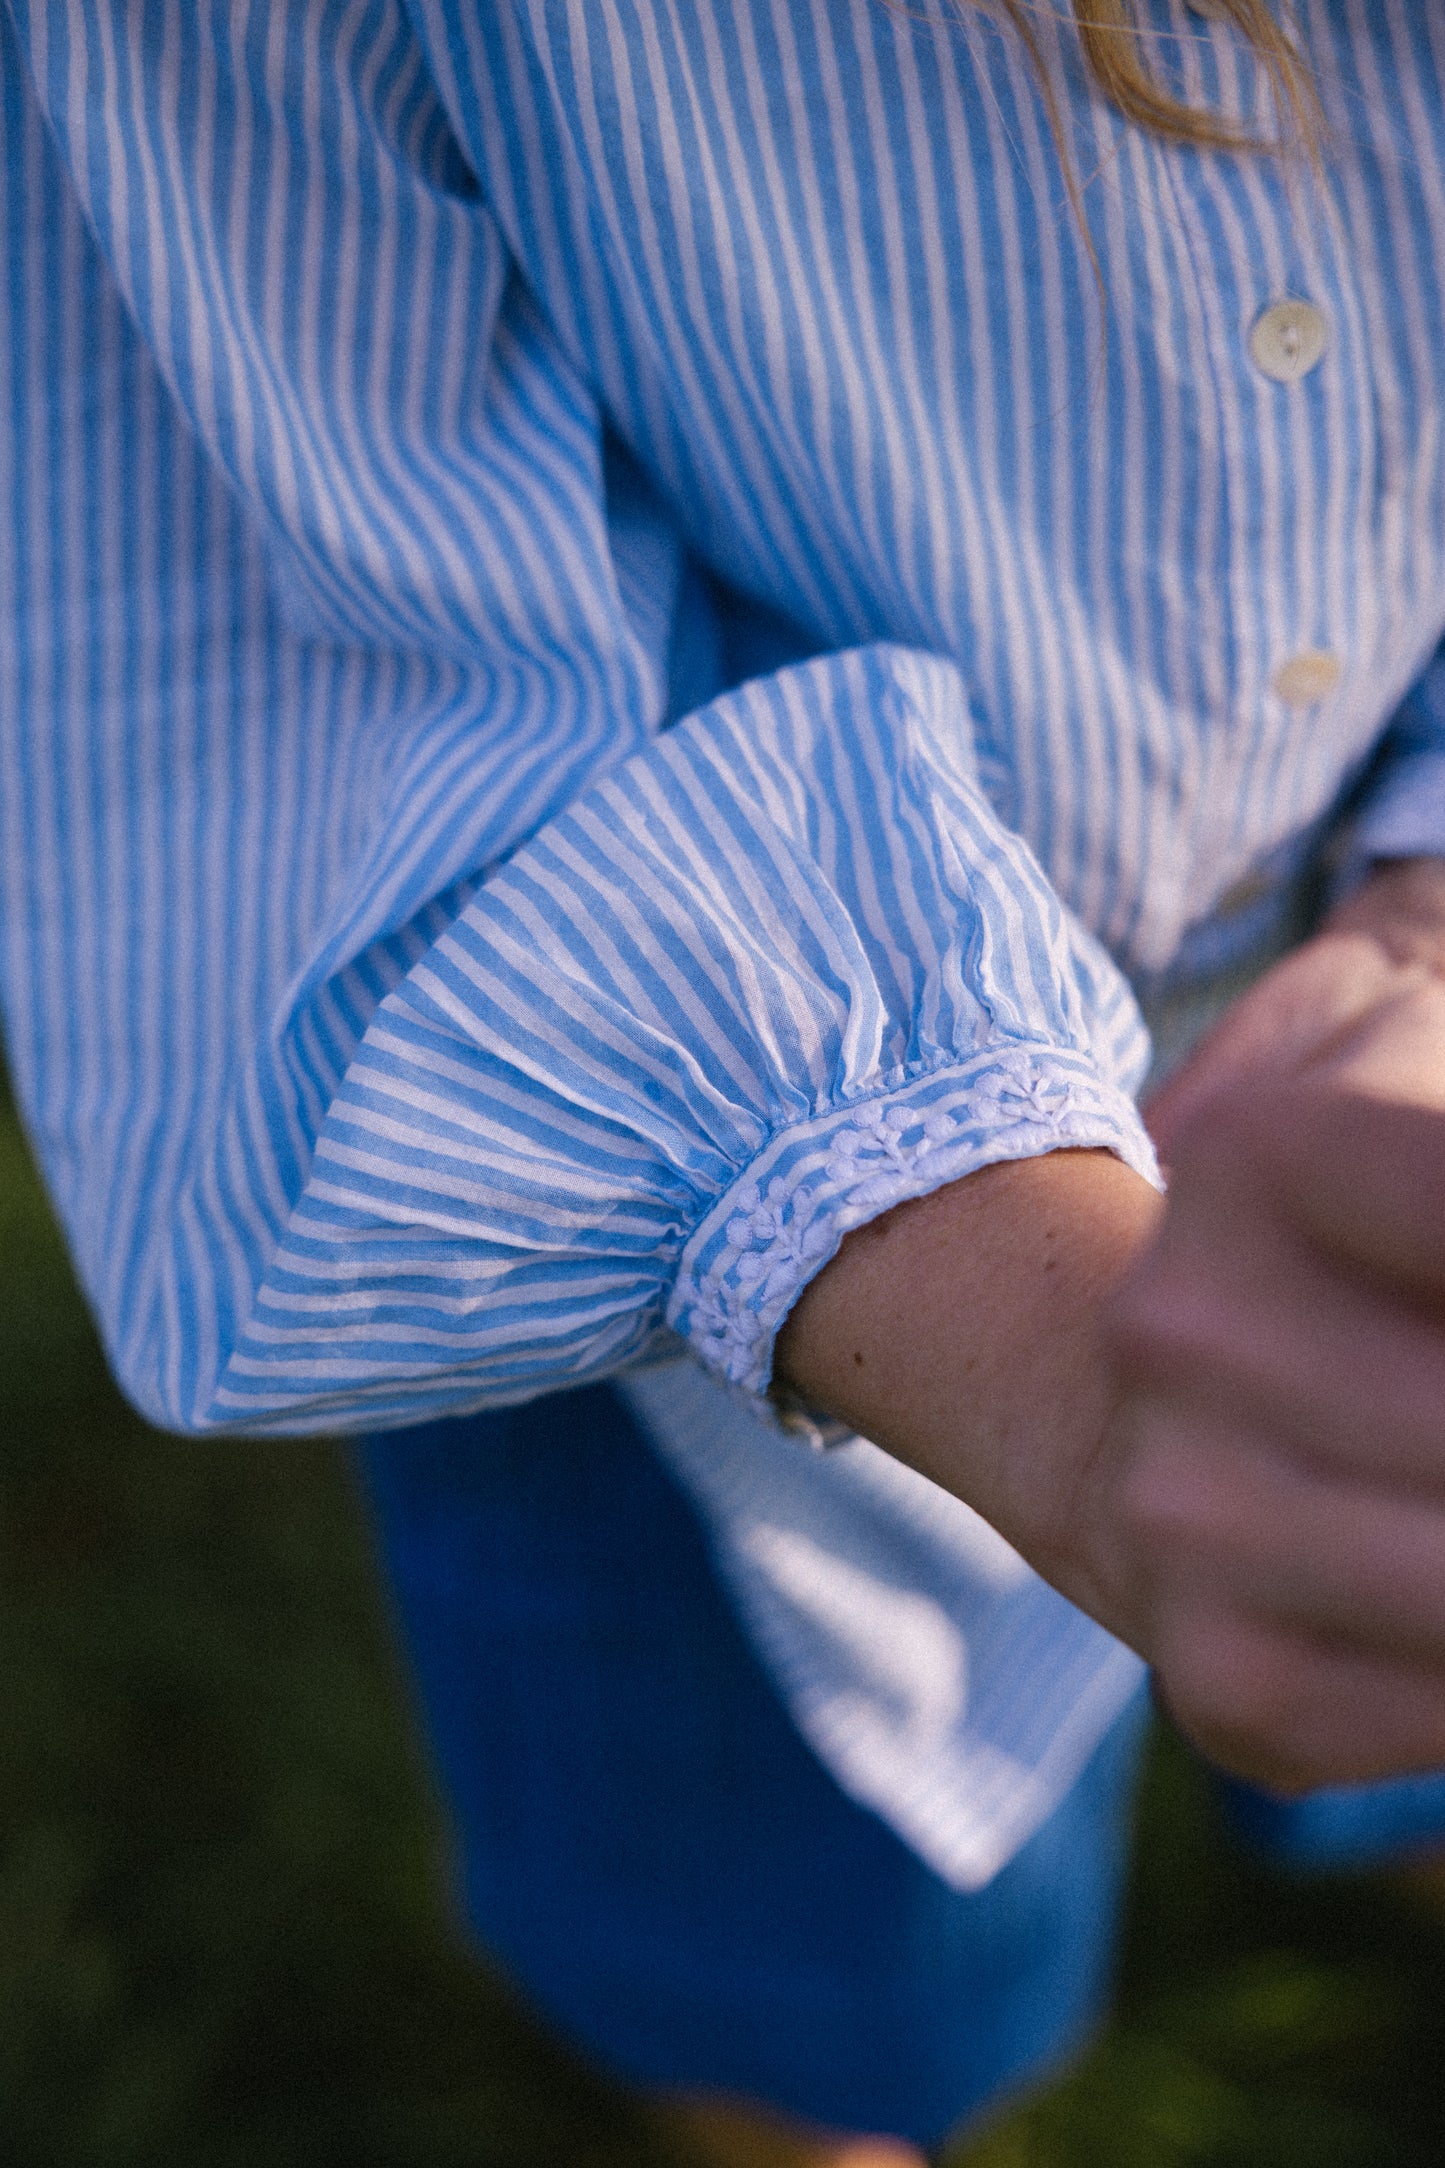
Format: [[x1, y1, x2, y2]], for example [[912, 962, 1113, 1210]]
[[777, 886, 1445, 1796], [772, 1147, 1165, 1646]]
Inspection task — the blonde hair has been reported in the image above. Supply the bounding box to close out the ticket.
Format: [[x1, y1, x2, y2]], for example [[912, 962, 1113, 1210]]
[[943, 2, 1324, 332], [985, 0, 1322, 156]]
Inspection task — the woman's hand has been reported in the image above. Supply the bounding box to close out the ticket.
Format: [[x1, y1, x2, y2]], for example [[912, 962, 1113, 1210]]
[[1146, 855, 1445, 1157], [1107, 1076, 1445, 1790], [778, 858, 1445, 1795], [1106, 856, 1445, 1789]]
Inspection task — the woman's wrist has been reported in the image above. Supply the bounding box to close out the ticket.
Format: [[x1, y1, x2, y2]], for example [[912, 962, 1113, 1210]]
[[773, 1147, 1164, 1645]]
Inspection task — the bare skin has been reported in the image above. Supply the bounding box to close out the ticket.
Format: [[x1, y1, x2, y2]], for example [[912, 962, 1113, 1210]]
[[665, 856, 1445, 2164], [776, 1145, 1162, 1644], [777, 855, 1445, 1798], [1110, 855, 1445, 1789]]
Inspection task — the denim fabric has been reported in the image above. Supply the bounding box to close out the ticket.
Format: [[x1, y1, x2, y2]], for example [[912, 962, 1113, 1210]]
[[358, 1387, 1147, 2147]]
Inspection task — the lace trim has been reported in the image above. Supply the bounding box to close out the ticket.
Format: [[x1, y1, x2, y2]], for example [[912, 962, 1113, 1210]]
[[672, 1046, 1156, 1396]]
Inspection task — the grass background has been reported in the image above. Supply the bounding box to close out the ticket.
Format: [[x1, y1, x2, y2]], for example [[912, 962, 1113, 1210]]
[[4, 1062, 1445, 2167]]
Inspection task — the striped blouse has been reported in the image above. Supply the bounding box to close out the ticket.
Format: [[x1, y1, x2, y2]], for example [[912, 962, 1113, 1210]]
[[5, 0, 1445, 1879]]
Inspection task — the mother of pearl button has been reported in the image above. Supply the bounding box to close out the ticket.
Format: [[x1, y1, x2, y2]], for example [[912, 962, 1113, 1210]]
[[1249, 299, 1329, 384], [1273, 649, 1342, 706]]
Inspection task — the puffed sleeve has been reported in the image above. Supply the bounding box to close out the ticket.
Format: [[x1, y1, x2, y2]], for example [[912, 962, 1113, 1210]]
[[0, 2, 1155, 1436], [234, 643, 1157, 1425]]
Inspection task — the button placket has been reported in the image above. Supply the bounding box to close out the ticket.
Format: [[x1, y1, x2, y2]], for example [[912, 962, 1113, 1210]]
[[1247, 298, 1338, 713]]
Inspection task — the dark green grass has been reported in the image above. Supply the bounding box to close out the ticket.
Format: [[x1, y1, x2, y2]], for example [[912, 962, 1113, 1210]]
[[3, 1064, 1445, 2168]]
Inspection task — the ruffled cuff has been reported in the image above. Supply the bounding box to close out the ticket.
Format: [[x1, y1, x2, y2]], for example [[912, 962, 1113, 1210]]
[[673, 1043, 1157, 1394]]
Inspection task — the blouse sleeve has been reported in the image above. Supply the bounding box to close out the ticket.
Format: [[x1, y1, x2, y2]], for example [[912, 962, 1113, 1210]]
[[226, 642, 1158, 1426], [0, 2, 1156, 1435]]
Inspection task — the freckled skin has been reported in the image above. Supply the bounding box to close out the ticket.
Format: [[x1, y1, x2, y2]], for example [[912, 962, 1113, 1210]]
[[778, 857, 1445, 1797]]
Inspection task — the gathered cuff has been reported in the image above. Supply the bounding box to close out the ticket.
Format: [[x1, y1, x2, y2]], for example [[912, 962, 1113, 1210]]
[[669, 1042, 1159, 1397]]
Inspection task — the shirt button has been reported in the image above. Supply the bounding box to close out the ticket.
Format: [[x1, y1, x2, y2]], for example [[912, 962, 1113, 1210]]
[[1272, 649, 1342, 706], [1249, 299, 1329, 383]]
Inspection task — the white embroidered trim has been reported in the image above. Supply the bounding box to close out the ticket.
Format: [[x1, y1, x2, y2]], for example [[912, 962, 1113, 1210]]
[[672, 1046, 1157, 1396]]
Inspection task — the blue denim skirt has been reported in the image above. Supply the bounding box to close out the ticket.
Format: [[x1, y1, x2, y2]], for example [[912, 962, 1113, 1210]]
[[357, 1384, 1148, 2148], [357, 1382, 1445, 2145]]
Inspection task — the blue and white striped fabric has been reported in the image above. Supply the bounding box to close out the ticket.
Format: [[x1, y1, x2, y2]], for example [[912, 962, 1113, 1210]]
[[622, 1354, 1148, 1889], [5, 0, 1445, 1877]]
